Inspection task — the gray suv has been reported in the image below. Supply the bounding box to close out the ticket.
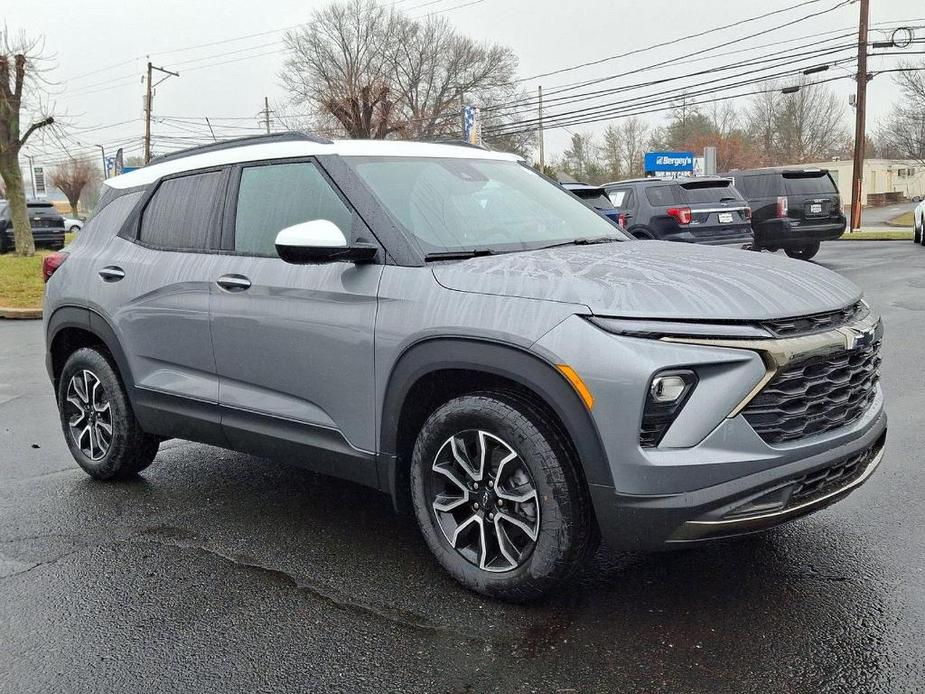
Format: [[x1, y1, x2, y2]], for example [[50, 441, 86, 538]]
[[43, 133, 886, 601]]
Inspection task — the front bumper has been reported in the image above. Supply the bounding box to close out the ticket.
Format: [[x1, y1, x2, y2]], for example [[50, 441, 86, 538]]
[[532, 312, 886, 550], [588, 415, 885, 549]]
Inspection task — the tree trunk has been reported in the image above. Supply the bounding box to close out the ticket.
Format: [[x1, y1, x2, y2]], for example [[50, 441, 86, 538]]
[[0, 158, 35, 257], [68, 197, 79, 217]]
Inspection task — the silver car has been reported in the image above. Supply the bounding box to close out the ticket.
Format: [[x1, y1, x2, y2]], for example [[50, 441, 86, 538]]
[[43, 133, 886, 601]]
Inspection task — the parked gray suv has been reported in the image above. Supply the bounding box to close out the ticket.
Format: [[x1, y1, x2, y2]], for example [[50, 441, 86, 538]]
[[44, 133, 886, 601]]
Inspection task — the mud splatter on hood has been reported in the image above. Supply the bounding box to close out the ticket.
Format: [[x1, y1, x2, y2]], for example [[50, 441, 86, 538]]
[[432, 241, 861, 321]]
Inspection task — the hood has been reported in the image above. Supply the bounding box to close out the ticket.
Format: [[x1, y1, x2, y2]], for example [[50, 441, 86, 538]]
[[432, 241, 861, 321]]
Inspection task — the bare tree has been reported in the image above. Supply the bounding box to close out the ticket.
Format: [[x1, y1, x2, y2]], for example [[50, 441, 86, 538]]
[[388, 15, 521, 139], [280, 0, 531, 149], [618, 117, 649, 178], [876, 61, 925, 166], [600, 124, 622, 182], [0, 30, 54, 255], [280, 0, 402, 138], [49, 158, 99, 216], [745, 80, 847, 165]]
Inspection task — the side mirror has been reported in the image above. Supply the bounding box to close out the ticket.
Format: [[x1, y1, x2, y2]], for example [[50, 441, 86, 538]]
[[274, 219, 378, 265]]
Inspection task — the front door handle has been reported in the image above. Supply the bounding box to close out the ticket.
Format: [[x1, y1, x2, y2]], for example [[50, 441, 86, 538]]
[[216, 274, 251, 292], [98, 266, 125, 282]]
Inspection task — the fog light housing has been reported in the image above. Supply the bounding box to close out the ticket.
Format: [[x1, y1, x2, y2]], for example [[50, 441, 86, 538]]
[[650, 375, 689, 403], [640, 370, 697, 448]]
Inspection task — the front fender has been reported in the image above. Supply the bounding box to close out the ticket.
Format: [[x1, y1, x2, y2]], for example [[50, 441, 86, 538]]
[[379, 337, 613, 493]]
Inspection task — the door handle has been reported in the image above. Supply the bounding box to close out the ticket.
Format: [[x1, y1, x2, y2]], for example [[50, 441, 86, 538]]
[[216, 274, 251, 292], [98, 266, 125, 282]]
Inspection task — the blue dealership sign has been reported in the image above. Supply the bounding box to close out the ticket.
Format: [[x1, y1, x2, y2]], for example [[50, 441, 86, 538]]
[[644, 151, 695, 174]]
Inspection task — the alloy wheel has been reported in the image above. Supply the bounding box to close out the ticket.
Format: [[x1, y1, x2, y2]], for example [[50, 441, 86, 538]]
[[428, 430, 540, 572], [64, 369, 113, 461]]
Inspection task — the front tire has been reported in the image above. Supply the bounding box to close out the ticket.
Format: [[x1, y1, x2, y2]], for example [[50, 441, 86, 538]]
[[785, 241, 820, 260], [410, 392, 597, 602], [58, 347, 159, 480]]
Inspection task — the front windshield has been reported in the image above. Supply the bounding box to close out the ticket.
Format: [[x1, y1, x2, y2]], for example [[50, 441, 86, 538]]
[[347, 156, 627, 255]]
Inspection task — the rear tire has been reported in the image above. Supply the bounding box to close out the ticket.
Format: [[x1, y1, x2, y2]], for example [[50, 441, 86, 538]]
[[410, 392, 597, 602], [785, 242, 820, 261], [57, 347, 159, 480]]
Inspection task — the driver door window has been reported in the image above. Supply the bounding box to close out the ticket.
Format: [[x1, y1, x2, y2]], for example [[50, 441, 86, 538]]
[[232, 161, 354, 256]]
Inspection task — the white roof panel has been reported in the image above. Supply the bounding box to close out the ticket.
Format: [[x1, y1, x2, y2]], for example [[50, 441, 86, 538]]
[[107, 138, 522, 189]]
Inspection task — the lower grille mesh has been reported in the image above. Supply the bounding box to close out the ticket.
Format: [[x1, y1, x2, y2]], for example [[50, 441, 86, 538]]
[[743, 341, 881, 444]]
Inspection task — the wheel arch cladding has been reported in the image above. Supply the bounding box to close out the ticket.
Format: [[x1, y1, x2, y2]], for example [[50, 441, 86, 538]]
[[380, 338, 613, 510], [47, 307, 136, 397]]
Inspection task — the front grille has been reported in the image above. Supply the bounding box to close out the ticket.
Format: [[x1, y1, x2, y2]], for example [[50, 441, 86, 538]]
[[743, 340, 881, 444], [789, 437, 883, 506], [762, 301, 865, 337]]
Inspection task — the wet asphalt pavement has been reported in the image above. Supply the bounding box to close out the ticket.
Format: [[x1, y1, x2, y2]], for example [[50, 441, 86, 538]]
[[2, 241, 924, 693]]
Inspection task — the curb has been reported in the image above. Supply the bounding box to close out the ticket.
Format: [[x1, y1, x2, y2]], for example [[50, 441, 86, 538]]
[[0, 307, 43, 320]]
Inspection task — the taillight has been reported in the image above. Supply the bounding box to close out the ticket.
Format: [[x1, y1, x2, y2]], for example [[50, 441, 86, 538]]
[[667, 206, 692, 225], [744, 207, 752, 221], [776, 196, 789, 218], [42, 251, 68, 283], [618, 212, 626, 227]]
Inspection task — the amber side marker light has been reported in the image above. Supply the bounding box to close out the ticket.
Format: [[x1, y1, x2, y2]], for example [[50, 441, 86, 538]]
[[555, 364, 594, 410]]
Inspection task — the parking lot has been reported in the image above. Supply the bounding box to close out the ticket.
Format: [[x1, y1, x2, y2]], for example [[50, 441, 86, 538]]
[[1, 241, 924, 694]]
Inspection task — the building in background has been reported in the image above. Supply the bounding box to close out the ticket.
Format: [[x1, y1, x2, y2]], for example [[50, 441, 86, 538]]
[[805, 158, 925, 206]]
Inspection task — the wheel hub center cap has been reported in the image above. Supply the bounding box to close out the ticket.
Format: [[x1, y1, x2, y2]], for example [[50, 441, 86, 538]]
[[478, 488, 494, 511]]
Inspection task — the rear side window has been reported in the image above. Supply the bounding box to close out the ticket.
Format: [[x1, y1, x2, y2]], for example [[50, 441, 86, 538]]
[[83, 192, 143, 235], [140, 170, 225, 250], [645, 184, 681, 207], [733, 174, 782, 199], [571, 189, 613, 209], [679, 180, 742, 204], [783, 172, 838, 196], [233, 162, 354, 256]]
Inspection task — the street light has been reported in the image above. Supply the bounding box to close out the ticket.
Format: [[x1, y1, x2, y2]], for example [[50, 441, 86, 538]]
[[781, 86, 801, 95]]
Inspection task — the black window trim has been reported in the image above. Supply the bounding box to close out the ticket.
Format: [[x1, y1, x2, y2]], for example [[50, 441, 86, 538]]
[[125, 165, 232, 254], [221, 155, 383, 262]]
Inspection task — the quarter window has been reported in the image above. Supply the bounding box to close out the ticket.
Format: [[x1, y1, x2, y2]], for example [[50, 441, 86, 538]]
[[140, 171, 225, 250], [233, 162, 354, 256]]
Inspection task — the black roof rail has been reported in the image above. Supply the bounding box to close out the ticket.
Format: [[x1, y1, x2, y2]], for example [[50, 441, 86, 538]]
[[148, 131, 333, 166]]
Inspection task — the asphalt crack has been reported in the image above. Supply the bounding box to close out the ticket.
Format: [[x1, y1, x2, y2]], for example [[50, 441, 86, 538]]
[[136, 530, 487, 642]]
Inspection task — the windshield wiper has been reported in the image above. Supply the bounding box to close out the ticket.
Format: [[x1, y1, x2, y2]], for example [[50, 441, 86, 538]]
[[537, 236, 620, 250], [424, 248, 498, 261]]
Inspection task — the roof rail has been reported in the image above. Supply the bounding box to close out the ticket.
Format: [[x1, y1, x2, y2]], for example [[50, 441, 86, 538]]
[[148, 131, 333, 166]]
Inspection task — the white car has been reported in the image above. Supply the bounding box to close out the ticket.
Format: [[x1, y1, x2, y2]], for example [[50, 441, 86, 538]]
[[915, 199, 925, 245], [63, 217, 83, 232]]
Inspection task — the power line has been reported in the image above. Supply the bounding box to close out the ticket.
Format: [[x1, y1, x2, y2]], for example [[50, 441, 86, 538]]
[[512, 0, 852, 84]]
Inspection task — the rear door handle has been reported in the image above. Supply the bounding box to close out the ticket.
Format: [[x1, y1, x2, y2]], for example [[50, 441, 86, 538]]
[[216, 274, 251, 292], [98, 266, 125, 282]]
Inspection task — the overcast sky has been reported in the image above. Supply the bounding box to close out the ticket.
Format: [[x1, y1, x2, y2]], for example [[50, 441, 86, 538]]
[[6, 0, 923, 167]]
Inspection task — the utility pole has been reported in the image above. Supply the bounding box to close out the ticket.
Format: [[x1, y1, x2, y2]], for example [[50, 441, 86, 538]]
[[538, 86, 545, 170], [95, 144, 106, 178], [143, 61, 180, 164], [263, 96, 272, 134], [849, 0, 870, 232]]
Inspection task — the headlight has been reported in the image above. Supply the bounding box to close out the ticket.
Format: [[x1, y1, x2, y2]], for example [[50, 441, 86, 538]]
[[586, 316, 772, 340]]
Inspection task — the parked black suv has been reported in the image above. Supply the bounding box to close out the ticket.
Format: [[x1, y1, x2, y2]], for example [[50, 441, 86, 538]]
[[603, 177, 753, 245], [0, 199, 66, 253], [560, 182, 621, 224], [722, 168, 846, 260]]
